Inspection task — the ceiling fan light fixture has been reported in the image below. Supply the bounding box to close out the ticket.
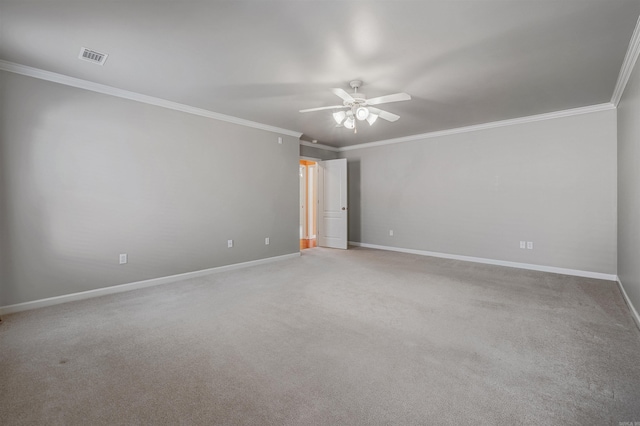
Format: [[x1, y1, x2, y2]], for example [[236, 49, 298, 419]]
[[344, 117, 356, 129], [355, 106, 369, 121], [333, 110, 346, 124], [366, 113, 378, 125]]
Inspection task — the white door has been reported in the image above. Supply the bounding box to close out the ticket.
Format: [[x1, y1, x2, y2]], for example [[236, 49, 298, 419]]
[[318, 158, 348, 249]]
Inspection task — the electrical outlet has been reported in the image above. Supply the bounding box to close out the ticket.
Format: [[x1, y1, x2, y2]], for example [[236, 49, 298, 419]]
[[389, 230, 394, 236], [527, 241, 533, 250], [265, 237, 270, 245], [228, 239, 233, 248], [119, 253, 128, 264], [520, 241, 526, 249], [278, 137, 283, 144]]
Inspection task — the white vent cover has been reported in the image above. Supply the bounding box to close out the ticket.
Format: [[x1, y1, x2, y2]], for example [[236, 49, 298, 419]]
[[78, 47, 108, 65]]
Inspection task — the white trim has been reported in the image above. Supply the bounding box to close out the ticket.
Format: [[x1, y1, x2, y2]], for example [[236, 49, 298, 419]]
[[338, 103, 615, 152], [0, 60, 302, 138], [299, 140, 340, 152], [616, 276, 640, 330], [612, 16, 640, 106], [0, 253, 300, 316], [0, 59, 621, 152], [348, 241, 617, 281]]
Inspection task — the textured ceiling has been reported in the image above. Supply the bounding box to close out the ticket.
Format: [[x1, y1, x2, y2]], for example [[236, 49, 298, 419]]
[[1, 0, 639, 148]]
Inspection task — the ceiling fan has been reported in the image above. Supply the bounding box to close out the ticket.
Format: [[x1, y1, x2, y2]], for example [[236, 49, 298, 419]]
[[299, 80, 411, 133]]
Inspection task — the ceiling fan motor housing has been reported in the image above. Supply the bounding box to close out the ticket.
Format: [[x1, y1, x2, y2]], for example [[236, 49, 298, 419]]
[[349, 95, 367, 105]]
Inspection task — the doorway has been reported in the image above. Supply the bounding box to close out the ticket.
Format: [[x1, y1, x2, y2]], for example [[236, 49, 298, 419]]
[[300, 160, 317, 250]]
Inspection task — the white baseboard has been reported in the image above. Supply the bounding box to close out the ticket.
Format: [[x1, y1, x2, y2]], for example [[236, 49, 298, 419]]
[[0, 252, 300, 316], [348, 242, 617, 281], [616, 276, 640, 330]]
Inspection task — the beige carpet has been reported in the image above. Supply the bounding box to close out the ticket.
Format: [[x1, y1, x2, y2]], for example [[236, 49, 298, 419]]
[[1, 247, 639, 425]]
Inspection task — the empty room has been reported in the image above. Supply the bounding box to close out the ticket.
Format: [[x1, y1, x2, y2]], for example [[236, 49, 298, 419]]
[[1, 1, 640, 424]]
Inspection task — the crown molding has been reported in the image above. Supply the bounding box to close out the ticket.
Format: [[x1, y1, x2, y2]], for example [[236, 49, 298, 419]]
[[338, 103, 615, 152], [299, 140, 340, 152], [0, 58, 623, 151], [0, 60, 303, 138], [612, 16, 640, 106]]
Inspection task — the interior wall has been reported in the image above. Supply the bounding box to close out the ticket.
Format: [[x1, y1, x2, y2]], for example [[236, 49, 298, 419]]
[[0, 71, 299, 307], [300, 144, 338, 160], [340, 110, 617, 275], [0, 73, 9, 306], [618, 58, 640, 314]]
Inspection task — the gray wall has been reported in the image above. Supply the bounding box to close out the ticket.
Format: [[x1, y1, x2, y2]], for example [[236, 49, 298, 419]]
[[618, 59, 640, 313], [340, 110, 617, 274], [0, 71, 299, 306], [0, 73, 9, 304], [300, 144, 339, 160]]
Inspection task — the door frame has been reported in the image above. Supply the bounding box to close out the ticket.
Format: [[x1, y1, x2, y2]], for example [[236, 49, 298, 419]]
[[300, 158, 319, 249]]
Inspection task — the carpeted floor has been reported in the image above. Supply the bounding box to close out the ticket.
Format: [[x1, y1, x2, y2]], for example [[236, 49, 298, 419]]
[[1, 247, 639, 425]]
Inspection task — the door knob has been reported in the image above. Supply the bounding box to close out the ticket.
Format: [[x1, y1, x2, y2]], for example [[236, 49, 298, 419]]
[[342, 207, 346, 210]]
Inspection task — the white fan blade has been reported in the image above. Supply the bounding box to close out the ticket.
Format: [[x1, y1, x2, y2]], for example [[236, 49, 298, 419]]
[[366, 92, 411, 106], [332, 88, 355, 103], [299, 105, 346, 113], [369, 107, 400, 122]]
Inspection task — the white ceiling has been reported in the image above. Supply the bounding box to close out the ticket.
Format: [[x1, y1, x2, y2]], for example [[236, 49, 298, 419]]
[[1, 0, 639, 148]]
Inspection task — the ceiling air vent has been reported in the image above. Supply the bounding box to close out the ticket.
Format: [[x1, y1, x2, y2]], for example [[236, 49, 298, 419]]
[[78, 47, 108, 65]]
